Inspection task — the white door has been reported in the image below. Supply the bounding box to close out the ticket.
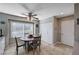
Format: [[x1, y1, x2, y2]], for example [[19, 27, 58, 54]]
[[61, 20, 74, 46]]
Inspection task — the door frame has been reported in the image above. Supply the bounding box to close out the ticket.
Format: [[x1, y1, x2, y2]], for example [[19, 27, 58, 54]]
[[53, 15, 74, 46]]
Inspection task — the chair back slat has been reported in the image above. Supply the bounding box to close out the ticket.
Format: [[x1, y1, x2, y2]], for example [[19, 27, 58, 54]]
[[32, 36, 41, 45], [15, 37, 18, 47]]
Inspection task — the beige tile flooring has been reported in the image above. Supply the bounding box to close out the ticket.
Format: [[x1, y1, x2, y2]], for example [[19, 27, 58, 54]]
[[4, 41, 73, 55]]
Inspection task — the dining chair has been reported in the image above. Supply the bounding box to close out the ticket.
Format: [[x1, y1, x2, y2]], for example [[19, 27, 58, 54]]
[[29, 36, 41, 54], [15, 37, 26, 55]]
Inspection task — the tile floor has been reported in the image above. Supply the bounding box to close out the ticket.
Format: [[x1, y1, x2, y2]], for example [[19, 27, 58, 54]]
[[4, 41, 73, 55]]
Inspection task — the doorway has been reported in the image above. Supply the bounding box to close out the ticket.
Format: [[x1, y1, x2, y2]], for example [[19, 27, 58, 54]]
[[54, 15, 74, 47]]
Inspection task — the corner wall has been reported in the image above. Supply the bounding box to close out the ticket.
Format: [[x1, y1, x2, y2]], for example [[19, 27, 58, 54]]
[[0, 13, 27, 48]]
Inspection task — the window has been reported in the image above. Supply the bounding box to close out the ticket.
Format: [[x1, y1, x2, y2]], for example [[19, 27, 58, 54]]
[[11, 21, 33, 38]]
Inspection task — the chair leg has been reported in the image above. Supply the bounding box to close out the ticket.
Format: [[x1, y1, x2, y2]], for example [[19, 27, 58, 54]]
[[24, 42, 26, 52], [39, 45, 41, 52], [33, 48, 35, 55], [16, 48, 18, 55], [27, 42, 29, 53], [38, 46, 41, 54]]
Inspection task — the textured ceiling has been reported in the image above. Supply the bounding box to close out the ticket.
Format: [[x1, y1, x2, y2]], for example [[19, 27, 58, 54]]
[[0, 3, 74, 20]]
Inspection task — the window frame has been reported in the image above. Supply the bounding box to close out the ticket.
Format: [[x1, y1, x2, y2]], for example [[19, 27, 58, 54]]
[[9, 19, 34, 38]]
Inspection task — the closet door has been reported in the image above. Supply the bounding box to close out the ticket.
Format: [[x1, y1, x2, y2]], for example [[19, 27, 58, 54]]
[[61, 20, 74, 46]]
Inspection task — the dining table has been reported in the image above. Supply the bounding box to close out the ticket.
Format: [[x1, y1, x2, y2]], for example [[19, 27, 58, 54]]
[[20, 37, 34, 52]]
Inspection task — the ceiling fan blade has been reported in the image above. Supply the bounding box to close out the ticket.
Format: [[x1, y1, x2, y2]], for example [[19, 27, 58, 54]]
[[21, 12, 37, 19], [32, 16, 39, 20], [21, 13, 28, 16], [32, 14, 37, 16]]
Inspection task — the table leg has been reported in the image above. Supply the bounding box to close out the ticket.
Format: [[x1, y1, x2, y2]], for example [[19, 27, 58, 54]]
[[27, 42, 29, 53], [24, 41, 26, 51]]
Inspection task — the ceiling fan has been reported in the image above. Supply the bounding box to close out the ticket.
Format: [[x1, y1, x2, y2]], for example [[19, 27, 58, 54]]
[[22, 12, 37, 21]]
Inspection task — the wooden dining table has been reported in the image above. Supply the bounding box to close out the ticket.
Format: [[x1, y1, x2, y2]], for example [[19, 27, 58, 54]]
[[20, 37, 34, 52]]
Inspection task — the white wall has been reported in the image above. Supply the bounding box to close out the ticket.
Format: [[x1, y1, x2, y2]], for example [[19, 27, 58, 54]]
[[40, 17, 54, 44]]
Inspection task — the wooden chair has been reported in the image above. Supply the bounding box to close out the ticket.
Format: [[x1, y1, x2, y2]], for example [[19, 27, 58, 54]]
[[29, 36, 41, 54], [15, 37, 26, 55]]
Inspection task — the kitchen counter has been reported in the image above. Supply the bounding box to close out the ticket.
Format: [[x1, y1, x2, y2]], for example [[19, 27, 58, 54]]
[[0, 36, 5, 55]]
